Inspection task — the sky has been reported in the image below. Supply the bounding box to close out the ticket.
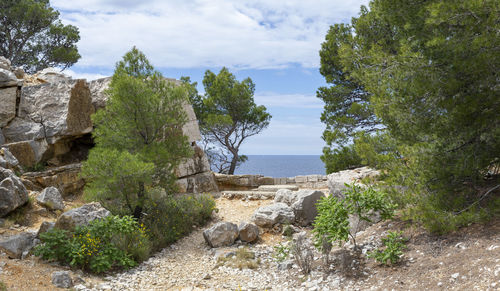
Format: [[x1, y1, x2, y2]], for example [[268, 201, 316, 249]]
[[52, 0, 370, 155]]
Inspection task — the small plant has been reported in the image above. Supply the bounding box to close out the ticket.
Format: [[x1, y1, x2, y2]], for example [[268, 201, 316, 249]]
[[368, 231, 407, 265], [313, 183, 396, 250], [0, 281, 7, 291], [217, 247, 260, 270], [291, 233, 314, 275], [273, 242, 291, 262], [34, 215, 150, 273]]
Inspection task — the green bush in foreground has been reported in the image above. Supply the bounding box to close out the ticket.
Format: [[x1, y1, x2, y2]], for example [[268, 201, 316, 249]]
[[368, 231, 408, 265], [141, 193, 216, 251], [35, 215, 150, 273], [313, 184, 396, 249]]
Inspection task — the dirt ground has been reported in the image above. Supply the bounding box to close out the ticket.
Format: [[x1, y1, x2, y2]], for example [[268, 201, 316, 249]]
[[0, 197, 499, 290]]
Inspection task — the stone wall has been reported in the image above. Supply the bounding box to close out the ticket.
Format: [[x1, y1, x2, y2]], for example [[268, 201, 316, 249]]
[[0, 58, 218, 195], [214, 173, 328, 190]]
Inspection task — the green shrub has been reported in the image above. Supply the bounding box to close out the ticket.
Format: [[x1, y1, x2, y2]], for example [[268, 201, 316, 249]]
[[34, 215, 150, 273], [273, 242, 291, 262], [368, 231, 408, 265], [141, 193, 215, 250], [313, 183, 396, 249]]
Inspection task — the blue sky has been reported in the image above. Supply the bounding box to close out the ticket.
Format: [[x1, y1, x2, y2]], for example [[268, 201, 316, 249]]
[[52, 0, 370, 155]]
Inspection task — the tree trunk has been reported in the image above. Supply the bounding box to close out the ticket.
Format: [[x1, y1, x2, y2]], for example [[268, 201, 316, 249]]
[[228, 151, 238, 175], [133, 182, 145, 219]]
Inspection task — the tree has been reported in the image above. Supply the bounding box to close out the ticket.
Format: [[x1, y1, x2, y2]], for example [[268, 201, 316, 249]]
[[184, 68, 271, 174], [0, 0, 80, 73], [319, 0, 500, 231], [81, 47, 192, 218]]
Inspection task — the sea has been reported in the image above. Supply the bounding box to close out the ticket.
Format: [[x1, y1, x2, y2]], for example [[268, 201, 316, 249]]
[[234, 155, 326, 178]]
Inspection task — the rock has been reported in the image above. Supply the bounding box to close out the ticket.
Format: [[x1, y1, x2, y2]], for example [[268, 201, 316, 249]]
[[182, 103, 201, 143], [274, 189, 295, 205], [238, 222, 259, 243], [0, 68, 18, 87], [277, 260, 293, 270], [0, 57, 10, 70], [0, 147, 21, 172], [0, 167, 29, 217], [55, 202, 110, 231], [52, 271, 73, 288], [0, 130, 4, 145], [251, 203, 295, 228], [0, 232, 36, 259], [0, 87, 17, 127], [257, 185, 299, 192], [327, 167, 379, 198], [203, 222, 239, 248], [176, 145, 211, 178], [35, 68, 70, 84], [36, 186, 64, 210], [4, 140, 48, 168], [88, 77, 111, 110], [175, 171, 219, 194], [13, 67, 24, 79], [22, 163, 84, 196], [214, 173, 271, 191], [37, 221, 55, 237], [451, 272, 459, 279], [291, 190, 325, 226]]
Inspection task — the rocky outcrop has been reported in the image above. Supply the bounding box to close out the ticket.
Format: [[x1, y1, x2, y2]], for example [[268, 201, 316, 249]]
[[238, 222, 259, 243], [327, 167, 379, 198], [55, 202, 110, 231], [290, 190, 324, 226], [0, 56, 217, 195], [0, 167, 29, 217], [0, 147, 21, 172], [203, 222, 239, 248], [214, 173, 274, 191], [0, 232, 36, 259], [251, 203, 295, 228], [36, 186, 64, 210], [22, 163, 84, 196]]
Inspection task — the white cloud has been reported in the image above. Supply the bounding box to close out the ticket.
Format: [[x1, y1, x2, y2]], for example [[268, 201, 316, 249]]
[[255, 92, 324, 109], [52, 0, 369, 70], [64, 69, 108, 81]]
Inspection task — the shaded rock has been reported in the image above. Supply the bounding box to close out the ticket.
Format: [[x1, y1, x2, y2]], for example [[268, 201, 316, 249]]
[[176, 171, 219, 194], [35, 68, 70, 84], [55, 202, 110, 231], [0, 167, 29, 217], [291, 190, 325, 226], [176, 145, 211, 178], [251, 203, 295, 228], [0, 87, 17, 127], [0, 68, 17, 87], [22, 163, 84, 196], [37, 221, 55, 237], [52, 271, 73, 288], [238, 222, 259, 243], [36, 186, 64, 210], [13, 67, 24, 79], [203, 222, 239, 248], [0, 232, 36, 259], [0, 130, 4, 145], [327, 167, 379, 198], [1, 118, 45, 143], [0, 57, 10, 70], [0, 147, 21, 172], [4, 140, 48, 168]]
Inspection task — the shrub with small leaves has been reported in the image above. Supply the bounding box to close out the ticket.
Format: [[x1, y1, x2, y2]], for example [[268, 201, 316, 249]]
[[368, 231, 408, 265], [273, 242, 291, 262]]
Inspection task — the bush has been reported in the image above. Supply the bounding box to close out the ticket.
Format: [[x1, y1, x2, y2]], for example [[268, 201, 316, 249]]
[[273, 242, 291, 262], [368, 231, 408, 265], [141, 192, 215, 250], [35, 215, 150, 273], [313, 183, 396, 249]]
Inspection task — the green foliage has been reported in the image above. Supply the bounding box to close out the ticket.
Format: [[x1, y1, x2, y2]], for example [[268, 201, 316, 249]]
[[0, 281, 6, 291], [0, 0, 80, 73], [273, 242, 291, 262], [140, 192, 215, 251], [321, 144, 363, 174], [184, 68, 271, 174], [368, 231, 407, 265], [318, 0, 500, 232], [81, 47, 192, 219], [34, 216, 150, 273], [313, 184, 395, 249]]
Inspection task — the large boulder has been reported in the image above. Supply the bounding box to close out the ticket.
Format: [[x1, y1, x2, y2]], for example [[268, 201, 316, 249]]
[[36, 186, 64, 210], [0, 87, 17, 127], [0, 68, 18, 87], [4, 140, 48, 168], [327, 167, 380, 198], [0, 232, 36, 259], [203, 222, 239, 248], [0, 167, 29, 217], [238, 222, 259, 243], [55, 202, 110, 231], [251, 203, 295, 228], [35, 68, 70, 84], [274, 189, 295, 205], [290, 190, 325, 226], [176, 171, 219, 194]]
